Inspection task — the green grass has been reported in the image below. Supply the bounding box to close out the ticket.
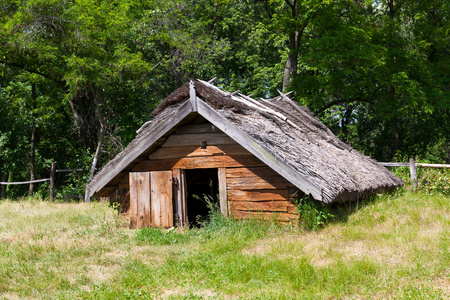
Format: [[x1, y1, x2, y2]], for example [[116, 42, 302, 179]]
[[0, 192, 449, 299]]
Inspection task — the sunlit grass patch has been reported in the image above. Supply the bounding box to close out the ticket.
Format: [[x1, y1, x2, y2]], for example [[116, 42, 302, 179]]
[[0, 192, 448, 299]]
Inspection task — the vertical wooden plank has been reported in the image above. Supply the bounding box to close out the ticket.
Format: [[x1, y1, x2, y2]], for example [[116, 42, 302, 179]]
[[218, 167, 228, 217], [180, 169, 188, 226], [173, 169, 182, 226], [129, 173, 138, 228], [151, 171, 173, 228], [139, 173, 151, 228], [129, 172, 151, 229], [189, 80, 198, 111], [173, 169, 188, 227], [163, 172, 173, 227]]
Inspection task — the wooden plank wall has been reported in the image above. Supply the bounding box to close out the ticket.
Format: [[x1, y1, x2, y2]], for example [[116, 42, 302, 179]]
[[107, 120, 300, 225], [226, 167, 299, 223]]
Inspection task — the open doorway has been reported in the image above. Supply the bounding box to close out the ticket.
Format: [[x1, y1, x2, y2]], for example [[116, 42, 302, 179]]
[[185, 168, 219, 227]]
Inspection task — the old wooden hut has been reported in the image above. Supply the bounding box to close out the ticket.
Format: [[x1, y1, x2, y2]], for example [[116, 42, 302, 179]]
[[87, 79, 403, 228]]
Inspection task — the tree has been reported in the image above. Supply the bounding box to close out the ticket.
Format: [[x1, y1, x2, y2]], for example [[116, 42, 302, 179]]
[[289, 0, 449, 161]]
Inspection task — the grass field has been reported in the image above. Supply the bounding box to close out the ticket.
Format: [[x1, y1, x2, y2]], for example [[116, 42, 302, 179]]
[[0, 191, 448, 299]]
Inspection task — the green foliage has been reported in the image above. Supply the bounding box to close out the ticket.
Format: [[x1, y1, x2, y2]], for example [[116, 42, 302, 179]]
[[290, 0, 449, 162], [297, 195, 334, 231], [393, 166, 450, 196], [0, 0, 448, 199], [419, 169, 450, 196], [135, 227, 190, 245], [54, 150, 92, 200]]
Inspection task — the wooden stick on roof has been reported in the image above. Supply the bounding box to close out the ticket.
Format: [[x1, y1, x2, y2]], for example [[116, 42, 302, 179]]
[[189, 80, 198, 112], [238, 93, 255, 101], [207, 77, 217, 84], [277, 89, 294, 99]]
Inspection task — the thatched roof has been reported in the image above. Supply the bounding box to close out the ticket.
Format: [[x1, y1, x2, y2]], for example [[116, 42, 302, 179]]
[[88, 79, 403, 203]]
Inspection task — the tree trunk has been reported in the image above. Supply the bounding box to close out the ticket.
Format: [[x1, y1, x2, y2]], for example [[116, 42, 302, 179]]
[[282, 0, 299, 92], [29, 124, 36, 195], [29, 82, 37, 195], [84, 122, 105, 202], [84, 87, 109, 202], [283, 31, 298, 91]]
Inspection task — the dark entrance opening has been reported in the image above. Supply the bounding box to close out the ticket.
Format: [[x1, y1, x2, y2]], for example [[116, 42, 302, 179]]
[[185, 168, 219, 227]]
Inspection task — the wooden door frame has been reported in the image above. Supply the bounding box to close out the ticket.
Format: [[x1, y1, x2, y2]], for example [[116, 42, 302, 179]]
[[218, 167, 228, 216], [173, 168, 187, 227], [174, 167, 228, 227]]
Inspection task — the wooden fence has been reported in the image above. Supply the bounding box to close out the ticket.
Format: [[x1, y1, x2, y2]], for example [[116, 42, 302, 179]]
[[1, 159, 448, 200], [378, 158, 450, 188], [0, 163, 83, 202]]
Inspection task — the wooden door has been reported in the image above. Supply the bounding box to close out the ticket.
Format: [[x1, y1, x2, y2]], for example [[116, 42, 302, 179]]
[[150, 170, 173, 228], [129, 172, 151, 229], [129, 171, 174, 228]]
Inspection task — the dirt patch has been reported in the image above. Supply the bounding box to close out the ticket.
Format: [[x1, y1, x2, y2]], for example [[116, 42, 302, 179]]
[[431, 275, 450, 298], [86, 264, 118, 283], [0, 293, 23, 300], [242, 228, 410, 268], [102, 249, 129, 261]]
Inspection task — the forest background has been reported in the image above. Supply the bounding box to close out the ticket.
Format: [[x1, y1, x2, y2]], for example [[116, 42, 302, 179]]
[[0, 0, 448, 198]]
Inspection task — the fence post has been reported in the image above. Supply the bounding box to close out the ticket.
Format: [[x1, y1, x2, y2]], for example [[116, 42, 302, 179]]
[[50, 162, 56, 202], [409, 158, 418, 189], [0, 174, 5, 199]]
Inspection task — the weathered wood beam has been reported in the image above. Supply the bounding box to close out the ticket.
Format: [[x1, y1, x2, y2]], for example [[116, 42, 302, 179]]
[[176, 123, 221, 134], [189, 80, 198, 112], [133, 155, 265, 171], [227, 176, 291, 190], [218, 167, 228, 217], [227, 189, 289, 202], [161, 133, 235, 148], [230, 201, 296, 213], [88, 100, 195, 197], [173, 169, 187, 227], [149, 145, 251, 161], [231, 210, 297, 222]]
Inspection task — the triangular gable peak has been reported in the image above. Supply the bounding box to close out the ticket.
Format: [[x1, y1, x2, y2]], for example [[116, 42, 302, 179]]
[[88, 79, 403, 205]]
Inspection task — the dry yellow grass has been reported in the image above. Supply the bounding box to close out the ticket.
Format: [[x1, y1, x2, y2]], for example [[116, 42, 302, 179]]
[[0, 192, 448, 299]]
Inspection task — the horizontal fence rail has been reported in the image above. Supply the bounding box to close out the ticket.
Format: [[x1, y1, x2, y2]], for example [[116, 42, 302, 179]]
[[379, 162, 450, 169], [0, 163, 84, 202], [0, 178, 50, 185], [378, 158, 450, 188], [56, 168, 84, 173]]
